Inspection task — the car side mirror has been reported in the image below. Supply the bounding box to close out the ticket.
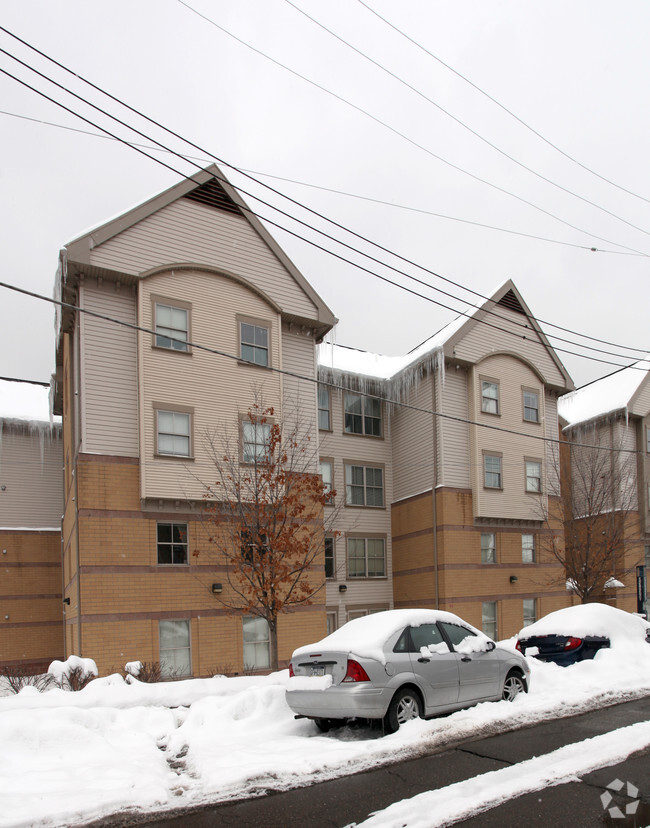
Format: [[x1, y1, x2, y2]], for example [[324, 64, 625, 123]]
[[486, 641, 496, 651]]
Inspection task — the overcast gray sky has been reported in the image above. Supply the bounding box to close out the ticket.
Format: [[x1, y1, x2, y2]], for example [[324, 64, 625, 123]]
[[1, 0, 648, 390]]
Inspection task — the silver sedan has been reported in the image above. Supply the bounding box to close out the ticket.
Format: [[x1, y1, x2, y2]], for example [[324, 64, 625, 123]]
[[286, 609, 530, 733]]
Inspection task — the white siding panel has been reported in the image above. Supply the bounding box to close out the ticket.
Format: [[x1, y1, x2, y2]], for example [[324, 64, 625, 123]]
[[89, 199, 318, 319], [438, 367, 470, 489], [544, 393, 560, 495], [80, 283, 139, 457], [454, 307, 566, 388], [391, 376, 434, 501], [0, 427, 62, 528], [281, 330, 318, 473]]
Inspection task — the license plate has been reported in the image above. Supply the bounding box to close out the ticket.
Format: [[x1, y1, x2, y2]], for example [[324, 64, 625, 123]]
[[309, 666, 325, 677]]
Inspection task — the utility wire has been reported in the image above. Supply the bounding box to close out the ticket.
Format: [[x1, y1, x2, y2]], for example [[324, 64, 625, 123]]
[[285, 0, 650, 240], [1, 25, 648, 362], [356, 0, 650, 207], [173, 1, 648, 258], [0, 278, 643, 456]]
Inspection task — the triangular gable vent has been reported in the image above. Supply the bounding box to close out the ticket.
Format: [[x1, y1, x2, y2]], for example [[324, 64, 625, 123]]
[[496, 289, 526, 315], [183, 176, 243, 217]]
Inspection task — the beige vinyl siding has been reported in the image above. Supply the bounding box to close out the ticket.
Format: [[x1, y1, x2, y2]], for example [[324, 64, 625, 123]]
[[613, 419, 638, 511], [469, 354, 548, 521], [437, 365, 471, 489], [281, 328, 318, 473], [544, 392, 561, 495], [630, 376, 650, 417], [391, 374, 434, 501], [0, 426, 63, 528], [89, 199, 317, 320], [139, 269, 282, 501], [452, 306, 566, 388], [80, 282, 139, 457]]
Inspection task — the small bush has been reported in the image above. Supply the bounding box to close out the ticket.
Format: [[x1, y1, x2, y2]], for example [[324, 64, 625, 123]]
[[0, 666, 55, 694]]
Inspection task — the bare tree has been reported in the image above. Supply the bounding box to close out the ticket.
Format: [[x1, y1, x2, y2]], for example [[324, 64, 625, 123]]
[[195, 403, 338, 671], [540, 422, 643, 603]]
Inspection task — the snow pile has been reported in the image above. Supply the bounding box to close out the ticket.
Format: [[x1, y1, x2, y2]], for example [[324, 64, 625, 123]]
[[48, 656, 98, 687], [518, 603, 650, 646], [0, 640, 648, 828]]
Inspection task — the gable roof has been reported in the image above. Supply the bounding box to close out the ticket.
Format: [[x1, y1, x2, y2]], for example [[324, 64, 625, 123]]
[[559, 357, 650, 428]]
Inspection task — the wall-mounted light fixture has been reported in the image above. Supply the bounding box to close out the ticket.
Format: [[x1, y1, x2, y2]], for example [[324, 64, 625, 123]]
[[338, 584, 347, 593], [509, 575, 518, 584], [63, 597, 70, 605], [211, 583, 223, 594]]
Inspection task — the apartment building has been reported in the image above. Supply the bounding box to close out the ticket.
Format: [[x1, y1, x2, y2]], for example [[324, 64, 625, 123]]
[[318, 282, 576, 639], [0, 380, 63, 672], [558, 358, 650, 615], [51, 165, 336, 677]]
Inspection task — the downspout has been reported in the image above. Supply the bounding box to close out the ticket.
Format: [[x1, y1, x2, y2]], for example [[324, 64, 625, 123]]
[[431, 362, 440, 609]]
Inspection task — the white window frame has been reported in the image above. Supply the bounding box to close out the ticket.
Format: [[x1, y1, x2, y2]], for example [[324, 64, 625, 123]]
[[153, 298, 190, 353], [242, 419, 271, 464], [318, 386, 331, 431], [523, 598, 537, 627], [347, 536, 386, 578], [523, 388, 540, 423], [344, 393, 382, 437], [525, 459, 542, 493], [320, 458, 334, 502], [345, 463, 384, 507], [481, 379, 500, 415], [159, 619, 191, 677], [522, 533, 535, 563], [325, 536, 335, 579], [482, 601, 498, 640], [238, 318, 270, 367], [481, 532, 496, 564], [484, 453, 503, 489], [242, 616, 270, 670], [156, 408, 192, 457]]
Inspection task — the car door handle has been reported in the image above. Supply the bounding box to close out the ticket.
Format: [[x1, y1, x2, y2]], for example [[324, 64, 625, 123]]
[[417, 657, 430, 663], [461, 656, 472, 663]]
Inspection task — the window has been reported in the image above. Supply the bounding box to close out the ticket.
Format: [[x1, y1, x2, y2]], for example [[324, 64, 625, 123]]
[[482, 601, 497, 640], [242, 420, 270, 463], [344, 393, 382, 436], [523, 389, 540, 423], [484, 454, 502, 489], [347, 537, 385, 578], [320, 459, 333, 501], [345, 464, 384, 507], [240, 321, 269, 366], [157, 523, 188, 565], [439, 622, 477, 648], [243, 616, 270, 670], [326, 612, 337, 635], [318, 387, 331, 431], [154, 302, 189, 352], [646, 426, 650, 453], [523, 599, 537, 627], [410, 623, 446, 652], [522, 534, 535, 563], [481, 532, 496, 564], [159, 619, 191, 677], [481, 380, 500, 415], [157, 410, 191, 457], [325, 536, 335, 579], [525, 460, 542, 493]]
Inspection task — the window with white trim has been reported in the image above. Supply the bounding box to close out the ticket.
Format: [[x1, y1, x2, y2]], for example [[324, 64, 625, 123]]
[[481, 532, 496, 564], [345, 464, 384, 506], [325, 536, 335, 579], [240, 322, 269, 366], [522, 534, 535, 563], [242, 420, 270, 463], [242, 616, 270, 670], [484, 454, 502, 489], [157, 523, 188, 565], [523, 389, 540, 423], [318, 387, 331, 431], [155, 302, 189, 352], [157, 410, 191, 457], [326, 611, 337, 635], [159, 619, 191, 677], [347, 537, 386, 578], [482, 601, 497, 640], [525, 460, 542, 493], [344, 393, 382, 436], [523, 599, 537, 627], [481, 380, 500, 415], [320, 459, 333, 502]]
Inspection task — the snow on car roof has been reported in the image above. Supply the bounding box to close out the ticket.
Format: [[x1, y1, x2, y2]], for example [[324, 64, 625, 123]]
[[292, 609, 484, 663], [519, 603, 650, 644]]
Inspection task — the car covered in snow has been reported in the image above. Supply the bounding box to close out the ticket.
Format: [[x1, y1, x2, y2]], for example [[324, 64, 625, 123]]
[[515, 604, 650, 666], [285, 609, 530, 733]]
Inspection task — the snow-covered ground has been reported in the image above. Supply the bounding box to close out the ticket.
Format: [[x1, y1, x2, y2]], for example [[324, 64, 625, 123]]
[[1, 644, 649, 828]]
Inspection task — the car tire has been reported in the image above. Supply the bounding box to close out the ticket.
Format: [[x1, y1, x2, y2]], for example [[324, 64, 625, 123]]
[[502, 671, 527, 701], [384, 687, 422, 733]]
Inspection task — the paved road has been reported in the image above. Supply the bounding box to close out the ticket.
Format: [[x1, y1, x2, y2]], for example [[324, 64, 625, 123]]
[[95, 697, 650, 827]]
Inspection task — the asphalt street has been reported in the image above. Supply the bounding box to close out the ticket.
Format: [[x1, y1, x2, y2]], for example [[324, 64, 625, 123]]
[[94, 696, 650, 828]]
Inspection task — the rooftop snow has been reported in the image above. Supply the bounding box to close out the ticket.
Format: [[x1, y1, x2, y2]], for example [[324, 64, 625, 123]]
[[0, 379, 60, 425], [558, 358, 649, 428]]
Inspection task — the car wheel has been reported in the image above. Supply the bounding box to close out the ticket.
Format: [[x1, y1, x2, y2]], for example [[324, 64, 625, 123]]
[[384, 687, 422, 733], [502, 672, 527, 701]]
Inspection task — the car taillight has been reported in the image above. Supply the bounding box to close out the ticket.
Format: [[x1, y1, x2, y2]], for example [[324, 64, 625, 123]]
[[563, 637, 583, 651], [515, 640, 523, 653], [289, 663, 295, 677], [342, 659, 370, 683]]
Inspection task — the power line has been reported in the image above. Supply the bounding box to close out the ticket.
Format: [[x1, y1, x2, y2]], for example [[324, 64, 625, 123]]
[[355, 0, 650, 207], [0, 278, 643, 456], [285, 0, 650, 241], [173, 1, 648, 258], [0, 32, 647, 367]]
